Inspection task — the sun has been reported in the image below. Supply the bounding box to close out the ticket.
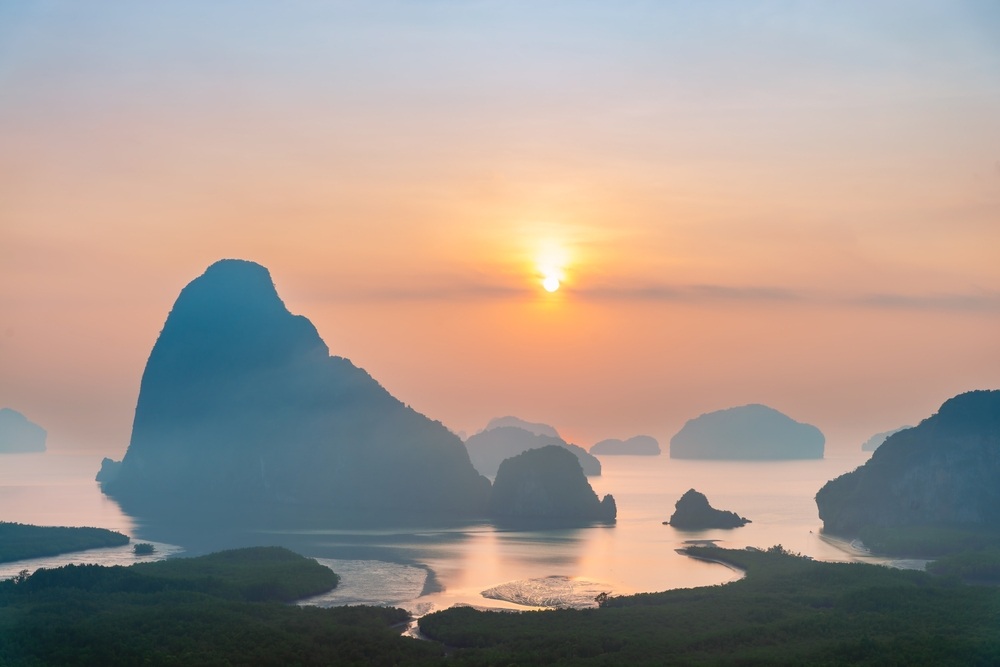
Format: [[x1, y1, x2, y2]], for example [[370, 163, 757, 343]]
[[531, 236, 570, 295]]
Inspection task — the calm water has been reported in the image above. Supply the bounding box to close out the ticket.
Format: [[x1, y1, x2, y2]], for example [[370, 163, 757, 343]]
[[0, 449, 915, 616]]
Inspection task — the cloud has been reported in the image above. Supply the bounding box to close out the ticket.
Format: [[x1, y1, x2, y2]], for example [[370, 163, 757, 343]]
[[356, 284, 530, 301], [580, 282, 1000, 313], [851, 291, 1000, 313], [575, 284, 801, 303], [303, 275, 1000, 314], [299, 276, 530, 303]]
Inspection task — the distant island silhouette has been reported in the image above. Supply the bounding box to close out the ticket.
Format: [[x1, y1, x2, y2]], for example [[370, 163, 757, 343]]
[[98, 259, 490, 520], [488, 446, 616, 525], [817, 390, 1000, 536], [664, 489, 750, 529], [669, 404, 824, 460], [860, 426, 912, 452], [484, 416, 561, 439], [0, 408, 46, 453], [590, 435, 660, 456], [465, 424, 601, 477]]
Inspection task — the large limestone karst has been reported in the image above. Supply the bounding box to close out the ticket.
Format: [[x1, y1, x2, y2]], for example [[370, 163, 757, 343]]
[[488, 445, 616, 524], [665, 489, 750, 529], [670, 404, 824, 460], [464, 425, 601, 476], [816, 390, 1000, 535], [0, 409, 46, 453], [590, 435, 661, 456], [99, 259, 490, 519]]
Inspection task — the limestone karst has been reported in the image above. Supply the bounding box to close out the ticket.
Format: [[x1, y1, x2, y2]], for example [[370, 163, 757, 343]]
[[665, 489, 750, 529], [670, 404, 824, 460], [0, 409, 46, 453], [817, 390, 1000, 535], [99, 259, 490, 519], [465, 424, 601, 476], [488, 445, 616, 524], [590, 435, 660, 456]]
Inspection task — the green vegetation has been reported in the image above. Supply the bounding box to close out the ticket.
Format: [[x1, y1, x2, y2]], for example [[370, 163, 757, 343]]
[[858, 524, 1000, 558], [132, 542, 155, 555], [419, 546, 1000, 665], [4, 542, 999, 664], [0, 522, 129, 563], [132, 546, 339, 601], [0, 547, 443, 666], [12, 546, 341, 603], [927, 548, 1000, 583]]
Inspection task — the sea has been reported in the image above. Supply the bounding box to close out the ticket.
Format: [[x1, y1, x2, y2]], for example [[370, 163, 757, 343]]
[[0, 449, 924, 619]]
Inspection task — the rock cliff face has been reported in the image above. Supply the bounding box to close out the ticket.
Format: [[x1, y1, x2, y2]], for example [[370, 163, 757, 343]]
[[488, 446, 616, 524], [816, 390, 1000, 535], [100, 259, 490, 518], [464, 425, 601, 476], [665, 489, 750, 529], [590, 435, 660, 456], [670, 404, 824, 460], [0, 409, 46, 453], [95, 458, 121, 483]]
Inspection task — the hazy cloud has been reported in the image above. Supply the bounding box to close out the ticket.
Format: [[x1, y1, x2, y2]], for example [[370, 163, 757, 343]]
[[301, 278, 529, 303], [304, 277, 1000, 314], [851, 291, 1000, 313], [359, 284, 530, 301], [576, 284, 801, 303], [581, 283, 1000, 313]]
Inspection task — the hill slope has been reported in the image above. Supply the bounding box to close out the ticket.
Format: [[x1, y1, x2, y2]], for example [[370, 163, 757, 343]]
[[817, 390, 1000, 535]]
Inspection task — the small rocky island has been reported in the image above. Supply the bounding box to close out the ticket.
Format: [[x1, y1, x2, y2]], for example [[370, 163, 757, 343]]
[[816, 390, 1000, 535], [465, 424, 602, 476], [590, 435, 661, 456], [488, 446, 616, 525], [670, 404, 824, 460], [664, 489, 750, 529], [0, 408, 46, 453]]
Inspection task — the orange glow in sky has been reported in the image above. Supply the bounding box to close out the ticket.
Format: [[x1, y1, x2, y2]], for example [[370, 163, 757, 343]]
[[1, 2, 998, 454]]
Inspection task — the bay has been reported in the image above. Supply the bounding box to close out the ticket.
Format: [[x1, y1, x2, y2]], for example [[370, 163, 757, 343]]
[[0, 448, 914, 616]]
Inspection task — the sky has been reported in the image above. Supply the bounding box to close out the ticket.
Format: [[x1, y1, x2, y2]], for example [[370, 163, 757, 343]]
[[2, 1, 999, 455]]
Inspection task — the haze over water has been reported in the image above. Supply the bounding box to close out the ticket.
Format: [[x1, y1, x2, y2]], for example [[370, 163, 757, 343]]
[[1, 447, 912, 615]]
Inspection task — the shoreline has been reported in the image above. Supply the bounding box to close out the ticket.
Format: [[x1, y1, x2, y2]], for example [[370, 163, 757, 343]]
[[675, 546, 748, 579], [818, 532, 930, 571]]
